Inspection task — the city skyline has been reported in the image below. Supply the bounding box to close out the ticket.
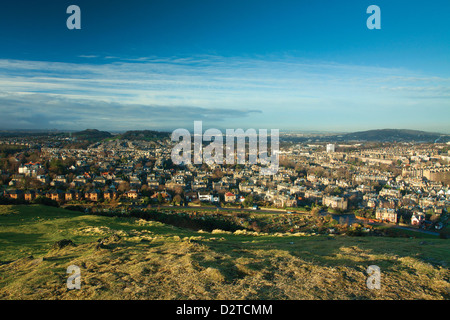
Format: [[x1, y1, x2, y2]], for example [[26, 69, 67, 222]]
[[0, 0, 449, 133]]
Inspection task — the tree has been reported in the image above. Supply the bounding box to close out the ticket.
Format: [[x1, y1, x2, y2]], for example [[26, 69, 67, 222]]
[[250, 221, 262, 232], [157, 193, 164, 204], [294, 164, 307, 177], [311, 206, 320, 217], [174, 185, 184, 195], [173, 194, 182, 205], [430, 214, 440, 223], [118, 182, 130, 192], [33, 196, 59, 207], [243, 195, 254, 207], [142, 196, 151, 206], [212, 168, 224, 179], [332, 187, 342, 196], [48, 159, 67, 175]]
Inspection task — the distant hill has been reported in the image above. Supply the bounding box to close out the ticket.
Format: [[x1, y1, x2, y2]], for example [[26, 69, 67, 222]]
[[281, 129, 449, 143], [117, 130, 170, 141], [1, 128, 447, 144], [336, 129, 448, 143], [0, 130, 63, 138], [72, 129, 112, 141], [0, 128, 169, 143]]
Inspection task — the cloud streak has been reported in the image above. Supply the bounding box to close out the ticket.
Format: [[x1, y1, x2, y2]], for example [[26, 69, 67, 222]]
[[0, 56, 449, 132]]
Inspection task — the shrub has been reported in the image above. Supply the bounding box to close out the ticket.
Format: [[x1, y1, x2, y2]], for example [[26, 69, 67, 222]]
[[439, 233, 449, 239], [0, 196, 28, 205], [64, 205, 85, 212], [33, 196, 59, 207]]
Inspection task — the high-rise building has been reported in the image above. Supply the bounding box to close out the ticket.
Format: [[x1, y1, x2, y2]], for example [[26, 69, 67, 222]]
[[326, 143, 335, 153]]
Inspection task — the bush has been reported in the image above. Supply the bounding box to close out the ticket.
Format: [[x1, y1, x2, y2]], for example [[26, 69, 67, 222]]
[[95, 209, 243, 233], [64, 205, 85, 212], [347, 229, 364, 236], [0, 196, 28, 205], [311, 207, 320, 216], [33, 196, 59, 207]]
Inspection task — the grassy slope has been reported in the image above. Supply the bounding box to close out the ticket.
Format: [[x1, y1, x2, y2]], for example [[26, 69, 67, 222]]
[[0, 205, 449, 300]]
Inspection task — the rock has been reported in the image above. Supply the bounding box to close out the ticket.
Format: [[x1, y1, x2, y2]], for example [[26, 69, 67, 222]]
[[30, 257, 44, 265], [52, 239, 76, 250], [95, 234, 121, 250]]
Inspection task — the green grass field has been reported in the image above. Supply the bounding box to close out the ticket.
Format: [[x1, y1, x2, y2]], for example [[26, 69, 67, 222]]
[[0, 205, 449, 299]]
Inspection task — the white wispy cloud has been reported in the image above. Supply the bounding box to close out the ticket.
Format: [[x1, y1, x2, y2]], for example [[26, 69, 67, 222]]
[[0, 55, 448, 132], [77, 55, 100, 59]]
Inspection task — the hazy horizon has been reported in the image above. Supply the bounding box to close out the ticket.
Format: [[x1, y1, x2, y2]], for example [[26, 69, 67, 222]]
[[1, 127, 449, 136]]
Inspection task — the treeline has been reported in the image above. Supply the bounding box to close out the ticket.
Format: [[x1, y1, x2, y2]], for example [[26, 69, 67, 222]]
[[95, 209, 243, 232], [0, 195, 59, 207], [0, 147, 41, 173], [118, 130, 170, 141], [0, 144, 28, 158]]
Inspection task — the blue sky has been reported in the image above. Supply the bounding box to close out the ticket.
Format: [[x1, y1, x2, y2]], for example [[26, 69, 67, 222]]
[[0, 0, 449, 133]]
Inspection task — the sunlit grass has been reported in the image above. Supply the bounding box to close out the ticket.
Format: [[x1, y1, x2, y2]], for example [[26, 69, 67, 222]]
[[0, 205, 449, 300]]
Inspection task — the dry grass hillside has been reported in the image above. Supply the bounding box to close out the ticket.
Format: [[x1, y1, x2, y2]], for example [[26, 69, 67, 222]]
[[0, 205, 449, 300]]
